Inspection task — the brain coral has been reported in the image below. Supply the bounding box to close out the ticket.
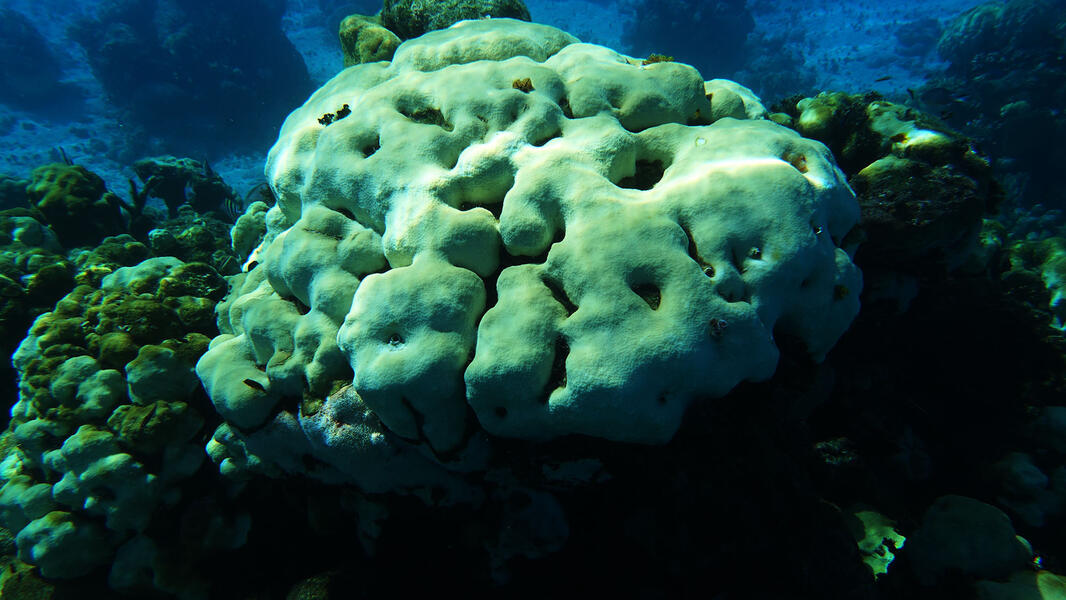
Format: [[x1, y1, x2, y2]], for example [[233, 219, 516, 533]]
[[198, 19, 861, 466]]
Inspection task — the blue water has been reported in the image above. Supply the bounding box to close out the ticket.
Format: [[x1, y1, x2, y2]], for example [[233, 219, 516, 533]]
[[0, 0, 986, 198]]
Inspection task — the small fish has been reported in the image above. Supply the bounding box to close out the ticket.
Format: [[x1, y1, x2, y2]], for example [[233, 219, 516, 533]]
[[874, 75, 892, 82]]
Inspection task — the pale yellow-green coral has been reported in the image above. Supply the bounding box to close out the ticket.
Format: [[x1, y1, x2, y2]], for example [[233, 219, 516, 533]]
[[198, 19, 861, 488]]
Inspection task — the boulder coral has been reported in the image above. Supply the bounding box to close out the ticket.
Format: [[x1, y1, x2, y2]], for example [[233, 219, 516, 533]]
[[198, 19, 862, 490]]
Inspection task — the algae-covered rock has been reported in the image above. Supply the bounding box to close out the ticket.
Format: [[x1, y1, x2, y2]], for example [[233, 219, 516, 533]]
[[132, 156, 241, 220], [146, 207, 242, 276], [0, 255, 224, 581], [25, 164, 126, 248], [0, 215, 74, 403], [906, 495, 1032, 585], [1005, 236, 1066, 329], [16, 511, 113, 579], [380, 0, 531, 40], [775, 92, 1001, 276], [339, 13, 402, 66], [0, 174, 29, 210]]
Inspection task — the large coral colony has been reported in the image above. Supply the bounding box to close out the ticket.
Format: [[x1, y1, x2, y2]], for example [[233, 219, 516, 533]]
[[0, 5, 1065, 600]]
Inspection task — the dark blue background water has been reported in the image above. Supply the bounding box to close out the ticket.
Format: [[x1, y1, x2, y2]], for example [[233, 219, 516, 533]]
[[0, 0, 989, 199]]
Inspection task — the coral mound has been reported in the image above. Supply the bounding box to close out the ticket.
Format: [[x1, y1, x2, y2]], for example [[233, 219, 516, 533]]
[[198, 19, 862, 477]]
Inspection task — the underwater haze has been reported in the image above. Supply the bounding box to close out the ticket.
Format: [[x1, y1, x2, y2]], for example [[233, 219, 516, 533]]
[[2, 0, 1066, 598]]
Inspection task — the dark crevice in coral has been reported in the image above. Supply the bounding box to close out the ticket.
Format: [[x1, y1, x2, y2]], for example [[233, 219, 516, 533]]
[[293, 298, 311, 315], [362, 139, 380, 157], [399, 106, 453, 131], [558, 96, 574, 119], [632, 283, 662, 310], [617, 159, 665, 190], [730, 246, 745, 273], [242, 379, 265, 392], [444, 150, 461, 170], [532, 129, 562, 147], [479, 272, 500, 321], [542, 275, 577, 316], [334, 206, 356, 221], [458, 199, 505, 220], [399, 396, 430, 445], [687, 109, 712, 126], [398, 395, 471, 462], [681, 223, 715, 277], [540, 336, 569, 404]]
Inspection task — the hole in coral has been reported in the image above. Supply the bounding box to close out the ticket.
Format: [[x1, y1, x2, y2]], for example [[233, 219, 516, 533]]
[[617, 159, 666, 191], [708, 317, 729, 337], [703, 265, 715, 278], [783, 151, 808, 173], [362, 139, 380, 157], [386, 333, 404, 347], [542, 276, 577, 316], [335, 206, 356, 220], [495, 406, 508, 418], [632, 283, 661, 310]]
